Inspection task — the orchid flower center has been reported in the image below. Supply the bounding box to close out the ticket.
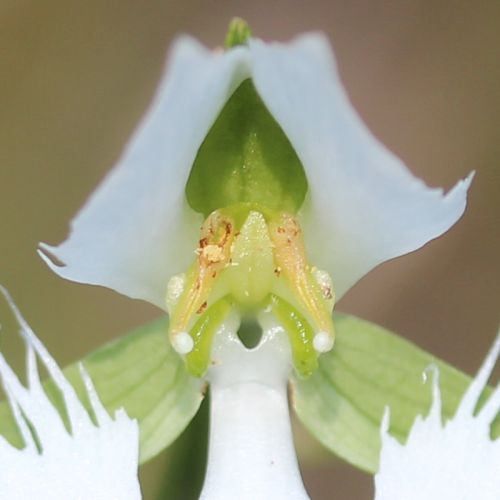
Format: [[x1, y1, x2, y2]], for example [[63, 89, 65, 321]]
[[166, 204, 335, 377], [168, 20, 335, 378]]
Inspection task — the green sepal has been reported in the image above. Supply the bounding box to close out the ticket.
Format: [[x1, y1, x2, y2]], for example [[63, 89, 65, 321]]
[[0, 317, 204, 465], [186, 79, 308, 217], [291, 313, 497, 473]]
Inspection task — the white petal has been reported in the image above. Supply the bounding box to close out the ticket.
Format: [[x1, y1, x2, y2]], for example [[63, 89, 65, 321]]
[[40, 32, 471, 306], [0, 289, 141, 500], [200, 310, 310, 500], [39, 36, 250, 308], [374, 332, 500, 500], [249, 34, 472, 298]]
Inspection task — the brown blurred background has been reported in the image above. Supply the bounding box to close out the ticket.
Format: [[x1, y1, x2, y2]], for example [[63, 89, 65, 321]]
[[0, 1, 499, 498]]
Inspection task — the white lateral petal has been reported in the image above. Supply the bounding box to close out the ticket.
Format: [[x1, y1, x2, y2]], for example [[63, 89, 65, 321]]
[[374, 332, 500, 500], [0, 290, 141, 500], [39, 36, 250, 308], [250, 34, 472, 298]]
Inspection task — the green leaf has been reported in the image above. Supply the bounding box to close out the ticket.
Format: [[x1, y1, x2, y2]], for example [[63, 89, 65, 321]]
[[291, 313, 496, 474], [0, 317, 205, 464]]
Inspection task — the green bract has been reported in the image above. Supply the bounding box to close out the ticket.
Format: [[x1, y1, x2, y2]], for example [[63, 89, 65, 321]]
[[186, 78, 308, 216]]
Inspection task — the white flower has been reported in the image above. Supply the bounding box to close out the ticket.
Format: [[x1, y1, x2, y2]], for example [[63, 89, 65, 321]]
[[375, 333, 500, 500], [33, 25, 475, 499], [0, 289, 141, 500], [38, 32, 472, 310]]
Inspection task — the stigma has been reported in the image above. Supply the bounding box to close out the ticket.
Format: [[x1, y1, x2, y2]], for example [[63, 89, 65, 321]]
[[166, 205, 335, 377]]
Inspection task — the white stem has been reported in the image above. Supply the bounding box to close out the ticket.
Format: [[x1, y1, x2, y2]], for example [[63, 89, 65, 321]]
[[199, 313, 310, 500]]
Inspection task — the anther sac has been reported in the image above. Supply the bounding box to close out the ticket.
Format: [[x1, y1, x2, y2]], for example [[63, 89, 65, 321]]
[[185, 79, 308, 217]]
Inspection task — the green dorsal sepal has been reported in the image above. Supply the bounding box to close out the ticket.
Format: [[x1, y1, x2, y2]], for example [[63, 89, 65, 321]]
[[185, 79, 308, 216], [224, 18, 252, 49]]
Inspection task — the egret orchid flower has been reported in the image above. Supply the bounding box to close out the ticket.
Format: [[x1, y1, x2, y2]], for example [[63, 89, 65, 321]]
[[36, 20, 474, 499], [0, 289, 141, 500], [39, 21, 471, 372], [375, 333, 500, 500]]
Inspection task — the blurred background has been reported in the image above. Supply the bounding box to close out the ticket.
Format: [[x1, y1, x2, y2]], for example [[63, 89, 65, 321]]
[[0, 1, 499, 498]]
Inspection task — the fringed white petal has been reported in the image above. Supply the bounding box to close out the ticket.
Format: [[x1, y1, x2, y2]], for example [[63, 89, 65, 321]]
[[0, 289, 141, 500], [200, 310, 310, 500], [249, 33, 472, 298], [375, 333, 500, 500], [39, 36, 250, 309]]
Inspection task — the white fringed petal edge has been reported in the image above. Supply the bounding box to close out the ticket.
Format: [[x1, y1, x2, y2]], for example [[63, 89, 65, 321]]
[[0, 288, 142, 500], [375, 332, 500, 500]]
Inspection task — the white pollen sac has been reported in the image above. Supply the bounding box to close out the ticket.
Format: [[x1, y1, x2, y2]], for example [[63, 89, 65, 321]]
[[313, 331, 334, 353], [172, 331, 194, 354]]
